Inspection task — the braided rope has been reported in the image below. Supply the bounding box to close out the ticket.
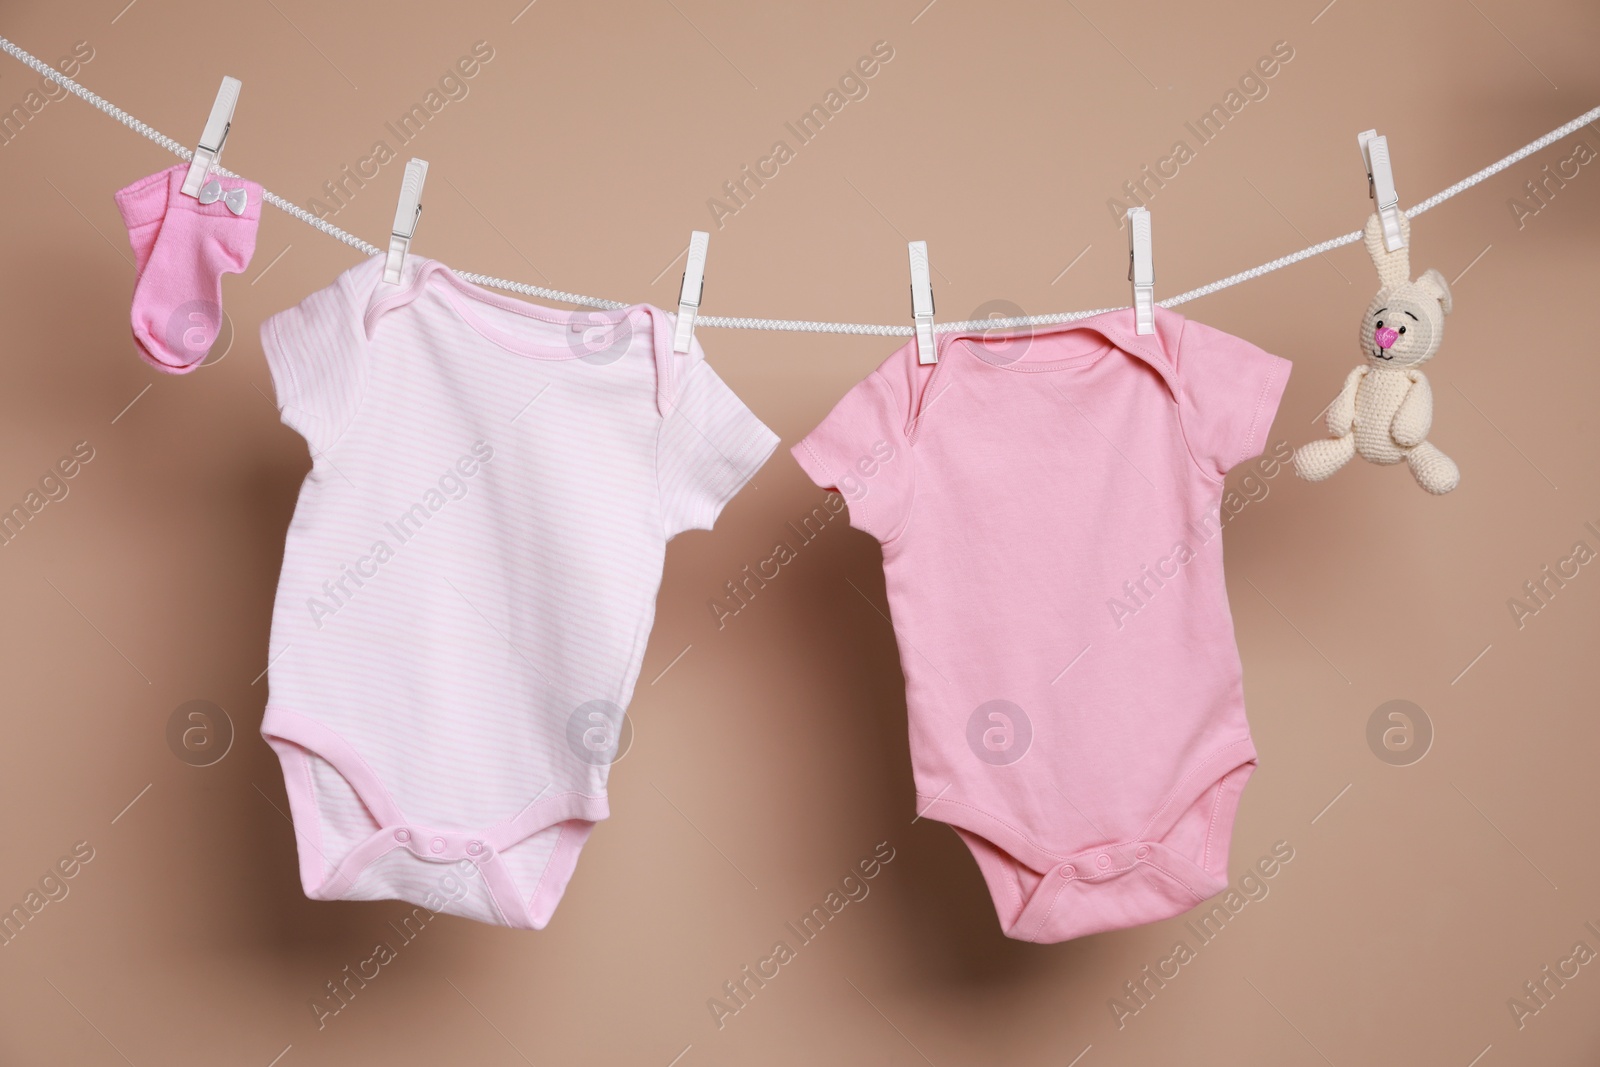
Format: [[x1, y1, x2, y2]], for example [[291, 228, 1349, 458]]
[[4, 34, 1594, 336]]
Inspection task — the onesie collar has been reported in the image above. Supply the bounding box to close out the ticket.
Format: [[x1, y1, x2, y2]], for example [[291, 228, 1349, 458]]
[[358, 256, 683, 418], [934, 305, 1184, 401]]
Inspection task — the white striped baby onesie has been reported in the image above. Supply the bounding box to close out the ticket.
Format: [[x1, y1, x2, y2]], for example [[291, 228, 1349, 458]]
[[260, 255, 778, 928]]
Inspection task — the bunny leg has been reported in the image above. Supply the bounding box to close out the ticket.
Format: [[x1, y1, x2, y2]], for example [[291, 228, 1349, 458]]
[[1405, 441, 1460, 495], [1293, 435, 1357, 482]]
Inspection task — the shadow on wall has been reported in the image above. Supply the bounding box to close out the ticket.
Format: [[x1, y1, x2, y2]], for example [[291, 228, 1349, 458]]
[[774, 507, 1059, 989], [221, 452, 478, 988]]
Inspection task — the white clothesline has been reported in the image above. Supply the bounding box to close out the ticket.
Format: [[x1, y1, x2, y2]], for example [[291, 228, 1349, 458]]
[[3, 34, 1595, 336]]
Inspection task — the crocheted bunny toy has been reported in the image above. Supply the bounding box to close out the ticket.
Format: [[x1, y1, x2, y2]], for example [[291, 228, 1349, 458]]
[[1293, 212, 1459, 494]]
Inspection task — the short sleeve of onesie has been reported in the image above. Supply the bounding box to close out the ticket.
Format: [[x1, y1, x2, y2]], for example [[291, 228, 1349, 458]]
[[260, 265, 371, 456], [789, 355, 917, 543], [659, 341, 782, 538], [1175, 319, 1291, 479]]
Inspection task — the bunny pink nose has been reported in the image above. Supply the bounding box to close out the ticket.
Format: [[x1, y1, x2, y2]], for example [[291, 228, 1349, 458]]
[[1374, 325, 1399, 349]]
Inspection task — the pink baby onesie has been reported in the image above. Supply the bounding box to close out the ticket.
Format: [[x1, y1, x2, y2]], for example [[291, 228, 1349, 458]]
[[792, 308, 1289, 943], [261, 255, 777, 928]]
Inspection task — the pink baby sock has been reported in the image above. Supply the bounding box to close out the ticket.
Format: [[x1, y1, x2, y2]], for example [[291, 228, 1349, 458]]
[[112, 164, 182, 276], [123, 165, 261, 373]]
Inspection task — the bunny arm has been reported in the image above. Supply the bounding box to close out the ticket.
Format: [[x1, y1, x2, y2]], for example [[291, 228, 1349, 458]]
[[1325, 365, 1368, 436], [1391, 370, 1433, 447]]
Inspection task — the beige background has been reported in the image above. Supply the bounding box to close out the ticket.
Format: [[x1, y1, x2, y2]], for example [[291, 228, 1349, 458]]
[[1, 0, 1598, 1063]]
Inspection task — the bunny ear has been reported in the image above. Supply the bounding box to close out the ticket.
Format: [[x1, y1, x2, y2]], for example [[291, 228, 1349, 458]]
[[1362, 211, 1411, 289], [1418, 268, 1453, 315]]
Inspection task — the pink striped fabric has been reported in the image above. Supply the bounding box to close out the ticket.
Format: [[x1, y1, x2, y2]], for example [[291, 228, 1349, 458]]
[[259, 255, 778, 929]]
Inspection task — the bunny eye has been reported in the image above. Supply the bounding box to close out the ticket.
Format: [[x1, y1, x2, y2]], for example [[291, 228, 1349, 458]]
[[1375, 319, 1384, 328], [1397, 326, 1407, 335]]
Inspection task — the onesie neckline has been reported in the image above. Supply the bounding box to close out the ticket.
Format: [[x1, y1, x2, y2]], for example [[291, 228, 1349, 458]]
[[927, 305, 1185, 402], [369, 256, 654, 362], [953, 334, 1115, 373], [943, 306, 1155, 375]]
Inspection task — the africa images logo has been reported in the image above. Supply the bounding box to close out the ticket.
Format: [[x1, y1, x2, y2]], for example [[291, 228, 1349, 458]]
[[306, 441, 494, 629]]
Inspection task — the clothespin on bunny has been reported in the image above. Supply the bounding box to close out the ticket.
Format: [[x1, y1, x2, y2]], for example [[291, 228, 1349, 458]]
[[1358, 130, 1405, 252], [1292, 131, 1459, 495]]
